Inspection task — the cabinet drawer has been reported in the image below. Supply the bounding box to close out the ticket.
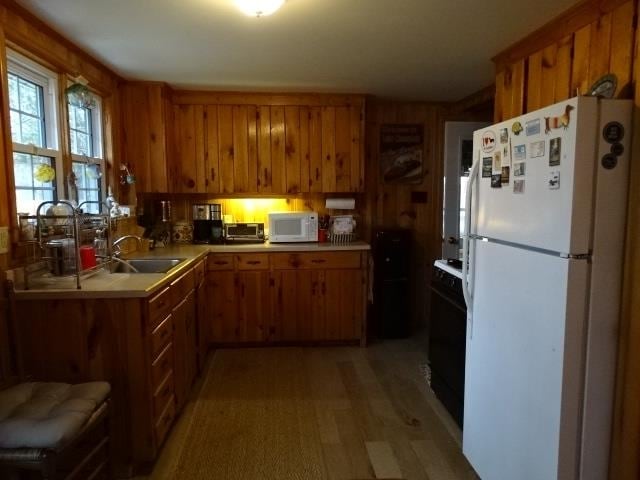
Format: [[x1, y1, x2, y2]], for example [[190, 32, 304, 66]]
[[151, 342, 173, 390], [151, 314, 173, 358], [271, 251, 361, 270], [154, 395, 176, 447], [235, 253, 269, 270], [194, 259, 206, 286], [171, 269, 195, 306], [207, 254, 234, 271], [148, 287, 172, 331], [153, 370, 175, 417]]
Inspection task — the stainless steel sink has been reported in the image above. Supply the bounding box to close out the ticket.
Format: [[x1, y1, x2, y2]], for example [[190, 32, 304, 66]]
[[112, 258, 187, 274]]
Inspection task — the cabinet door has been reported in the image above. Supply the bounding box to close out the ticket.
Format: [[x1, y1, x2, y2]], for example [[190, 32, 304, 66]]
[[172, 290, 196, 412], [271, 270, 323, 342], [207, 271, 237, 343], [214, 105, 260, 194], [196, 281, 208, 371], [323, 269, 364, 341], [172, 105, 206, 192], [121, 83, 170, 193], [320, 106, 363, 193], [237, 271, 271, 342]]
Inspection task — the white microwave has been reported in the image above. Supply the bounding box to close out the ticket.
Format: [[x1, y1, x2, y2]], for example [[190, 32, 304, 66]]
[[268, 212, 318, 243]]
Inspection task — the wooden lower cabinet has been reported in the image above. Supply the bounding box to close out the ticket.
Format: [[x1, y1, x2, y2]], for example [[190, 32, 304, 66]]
[[206, 251, 368, 345], [172, 289, 197, 412], [13, 260, 206, 476]]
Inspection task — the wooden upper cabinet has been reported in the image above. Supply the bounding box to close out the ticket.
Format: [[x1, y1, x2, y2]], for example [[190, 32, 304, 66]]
[[120, 83, 172, 193], [171, 104, 206, 193], [124, 89, 365, 194]]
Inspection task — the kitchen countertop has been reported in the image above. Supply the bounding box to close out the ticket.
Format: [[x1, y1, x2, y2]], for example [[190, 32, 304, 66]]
[[12, 241, 370, 300]]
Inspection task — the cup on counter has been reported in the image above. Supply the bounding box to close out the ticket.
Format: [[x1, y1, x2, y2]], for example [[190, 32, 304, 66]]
[[79, 245, 97, 270], [318, 228, 328, 243]]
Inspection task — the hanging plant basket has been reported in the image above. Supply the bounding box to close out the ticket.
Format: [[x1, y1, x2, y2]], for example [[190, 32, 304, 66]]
[[66, 83, 97, 109]]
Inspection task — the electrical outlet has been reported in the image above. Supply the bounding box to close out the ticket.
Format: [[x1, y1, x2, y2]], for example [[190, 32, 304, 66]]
[[0, 226, 8, 254]]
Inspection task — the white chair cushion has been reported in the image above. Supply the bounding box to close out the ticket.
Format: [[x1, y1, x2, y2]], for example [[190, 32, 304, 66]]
[[0, 382, 110, 449]]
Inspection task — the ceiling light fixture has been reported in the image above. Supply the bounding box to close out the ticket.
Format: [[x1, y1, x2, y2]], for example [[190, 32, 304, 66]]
[[235, 0, 285, 17]]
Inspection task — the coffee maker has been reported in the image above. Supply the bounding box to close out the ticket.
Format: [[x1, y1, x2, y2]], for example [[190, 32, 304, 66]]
[[192, 204, 224, 244]]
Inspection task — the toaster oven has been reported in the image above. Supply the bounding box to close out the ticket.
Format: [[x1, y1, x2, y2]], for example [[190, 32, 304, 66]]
[[223, 223, 265, 243]]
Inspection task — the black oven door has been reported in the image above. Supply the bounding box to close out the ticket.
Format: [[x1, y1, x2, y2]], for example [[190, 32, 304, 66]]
[[429, 282, 467, 428]]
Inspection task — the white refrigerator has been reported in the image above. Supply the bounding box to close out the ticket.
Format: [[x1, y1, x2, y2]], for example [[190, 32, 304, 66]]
[[461, 96, 632, 480]]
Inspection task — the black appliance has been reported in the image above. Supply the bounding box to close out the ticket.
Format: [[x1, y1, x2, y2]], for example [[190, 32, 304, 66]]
[[193, 219, 224, 244], [372, 228, 411, 338], [192, 204, 224, 244], [429, 263, 467, 427]]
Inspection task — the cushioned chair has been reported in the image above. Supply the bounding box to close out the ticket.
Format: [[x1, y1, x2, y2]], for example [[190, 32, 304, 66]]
[[0, 281, 112, 479]]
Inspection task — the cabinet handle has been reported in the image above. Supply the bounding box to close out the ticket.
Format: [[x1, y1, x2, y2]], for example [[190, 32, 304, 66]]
[[311, 259, 326, 264], [214, 261, 229, 265], [211, 168, 216, 181], [322, 282, 326, 295], [247, 260, 261, 265]]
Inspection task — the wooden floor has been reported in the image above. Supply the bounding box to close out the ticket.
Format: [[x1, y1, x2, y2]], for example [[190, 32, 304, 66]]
[[139, 338, 478, 480]]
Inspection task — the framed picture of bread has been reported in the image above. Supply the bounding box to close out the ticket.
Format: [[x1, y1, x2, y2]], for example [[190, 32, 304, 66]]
[[380, 124, 424, 183]]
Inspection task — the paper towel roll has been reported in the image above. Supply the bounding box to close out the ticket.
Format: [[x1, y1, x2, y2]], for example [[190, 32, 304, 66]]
[[325, 198, 356, 210]]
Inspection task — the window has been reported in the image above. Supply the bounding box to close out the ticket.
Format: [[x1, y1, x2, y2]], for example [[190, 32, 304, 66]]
[[8, 52, 60, 215], [7, 49, 106, 217], [69, 98, 104, 213]]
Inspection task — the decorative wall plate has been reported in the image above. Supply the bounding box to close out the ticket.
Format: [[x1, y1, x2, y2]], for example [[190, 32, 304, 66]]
[[587, 74, 617, 99]]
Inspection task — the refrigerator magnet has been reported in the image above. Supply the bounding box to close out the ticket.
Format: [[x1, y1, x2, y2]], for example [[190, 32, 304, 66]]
[[502, 145, 511, 166], [500, 128, 509, 144], [611, 143, 624, 156], [514, 179, 525, 194], [530, 140, 545, 158], [491, 174, 502, 188], [549, 138, 561, 166], [513, 144, 526, 161], [603, 121, 624, 143], [544, 105, 574, 134], [512, 121, 523, 135], [548, 171, 560, 189], [526, 119, 541, 136], [481, 131, 496, 153], [514, 162, 526, 177], [493, 151, 502, 172], [482, 157, 492, 178], [501, 166, 510, 185]]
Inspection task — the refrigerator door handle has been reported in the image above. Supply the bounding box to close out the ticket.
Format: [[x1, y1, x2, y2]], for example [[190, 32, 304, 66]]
[[462, 151, 479, 336]]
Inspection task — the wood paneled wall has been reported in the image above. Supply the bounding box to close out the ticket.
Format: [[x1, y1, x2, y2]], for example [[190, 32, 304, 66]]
[[0, 2, 122, 382], [494, 0, 636, 122], [493, 1, 640, 478], [364, 101, 447, 330], [0, 1, 122, 265]]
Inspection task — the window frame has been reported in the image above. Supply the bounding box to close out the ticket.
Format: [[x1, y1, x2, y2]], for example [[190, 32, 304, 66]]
[[7, 49, 64, 213], [68, 95, 106, 213]]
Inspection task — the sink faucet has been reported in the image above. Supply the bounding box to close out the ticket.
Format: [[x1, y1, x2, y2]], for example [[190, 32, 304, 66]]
[[112, 235, 143, 257]]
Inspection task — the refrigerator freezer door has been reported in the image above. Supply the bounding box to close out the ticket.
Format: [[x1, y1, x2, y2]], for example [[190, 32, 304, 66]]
[[472, 97, 599, 254], [463, 240, 589, 480]]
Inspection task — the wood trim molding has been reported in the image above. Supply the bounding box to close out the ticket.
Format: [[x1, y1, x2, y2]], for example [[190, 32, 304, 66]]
[[448, 84, 495, 115], [492, 0, 633, 70], [172, 90, 366, 107], [0, 27, 16, 250]]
